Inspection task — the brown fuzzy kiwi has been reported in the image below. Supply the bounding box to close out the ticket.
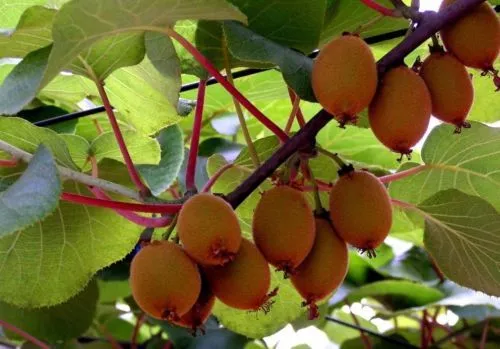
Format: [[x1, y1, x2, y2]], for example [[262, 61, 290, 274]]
[[291, 218, 348, 319], [312, 34, 378, 126], [252, 185, 315, 275], [329, 170, 392, 255], [203, 239, 277, 311], [440, 0, 500, 71], [420, 51, 474, 132], [369, 65, 432, 157], [177, 193, 242, 265], [130, 241, 201, 321]]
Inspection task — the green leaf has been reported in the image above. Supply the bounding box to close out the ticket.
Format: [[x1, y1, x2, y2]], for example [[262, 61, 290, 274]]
[[0, 117, 78, 170], [0, 6, 55, 59], [0, 279, 98, 342], [39, 74, 97, 108], [213, 270, 304, 338], [98, 280, 131, 303], [60, 134, 91, 169], [0, 0, 46, 28], [389, 122, 500, 211], [69, 33, 146, 81], [224, 21, 316, 102], [419, 189, 500, 297], [467, 62, 500, 123], [389, 206, 424, 246], [0, 0, 247, 115], [228, 0, 326, 54], [235, 136, 280, 167], [378, 246, 440, 283], [0, 182, 141, 307], [345, 280, 444, 307], [75, 113, 132, 143], [0, 45, 51, 115], [320, 0, 409, 46], [145, 32, 181, 101], [138, 125, 184, 196], [316, 123, 420, 170], [102, 56, 181, 135], [90, 130, 161, 166], [0, 145, 61, 238]]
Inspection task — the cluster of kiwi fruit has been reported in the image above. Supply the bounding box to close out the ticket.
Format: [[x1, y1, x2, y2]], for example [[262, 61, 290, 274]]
[[130, 165, 392, 328], [313, 0, 500, 157]]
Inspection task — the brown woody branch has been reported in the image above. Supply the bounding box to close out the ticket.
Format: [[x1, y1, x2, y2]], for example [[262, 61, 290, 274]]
[[226, 0, 486, 209]]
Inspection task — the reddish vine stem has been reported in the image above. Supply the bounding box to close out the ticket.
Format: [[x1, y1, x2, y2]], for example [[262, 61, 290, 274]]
[[95, 81, 150, 197], [202, 163, 234, 193], [61, 192, 182, 214], [87, 155, 174, 227], [131, 313, 146, 349], [421, 310, 429, 349], [0, 158, 18, 167], [165, 27, 289, 142], [186, 79, 207, 192], [379, 165, 427, 183], [89, 188, 174, 227], [288, 88, 306, 128], [360, 0, 398, 16], [480, 319, 490, 349], [285, 93, 301, 135], [0, 320, 50, 349], [225, 0, 483, 209]]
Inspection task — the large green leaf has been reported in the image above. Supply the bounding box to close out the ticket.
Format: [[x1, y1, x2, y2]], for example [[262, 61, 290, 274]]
[[345, 280, 444, 307], [467, 62, 500, 123], [0, 182, 142, 307], [0, 145, 61, 238], [0, 0, 45, 28], [69, 33, 146, 81], [138, 125, 185, 196], [228, 0, 326, 54], [320, 0, 409, 46], [0, 0, 247, 115], [0, 117, 78, 170], [224, 21, 315, 102], [0, 45, 51, 115], [389, 122, 500, 211], [419, 189, 500, 297], [100, 56, 182, 135], [90, 130, 161, 166], [0, 6, 55, 59], [60, 134, 91, 169], [316, 122, 421, 170], [0, 279, 98, 342]]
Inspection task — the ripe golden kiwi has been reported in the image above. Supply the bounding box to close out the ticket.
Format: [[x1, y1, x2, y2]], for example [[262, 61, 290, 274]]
[[177, 193, 242, 265], [291, 218, 348, 319], [252, 185, 315, 274], [130, 241, 201, 320], [312, 34, 378, 125], [369, 66, 432, 156], [329, 170, 392, 254], [440, 0, 500, 71], [420, 51, 474, 132]]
